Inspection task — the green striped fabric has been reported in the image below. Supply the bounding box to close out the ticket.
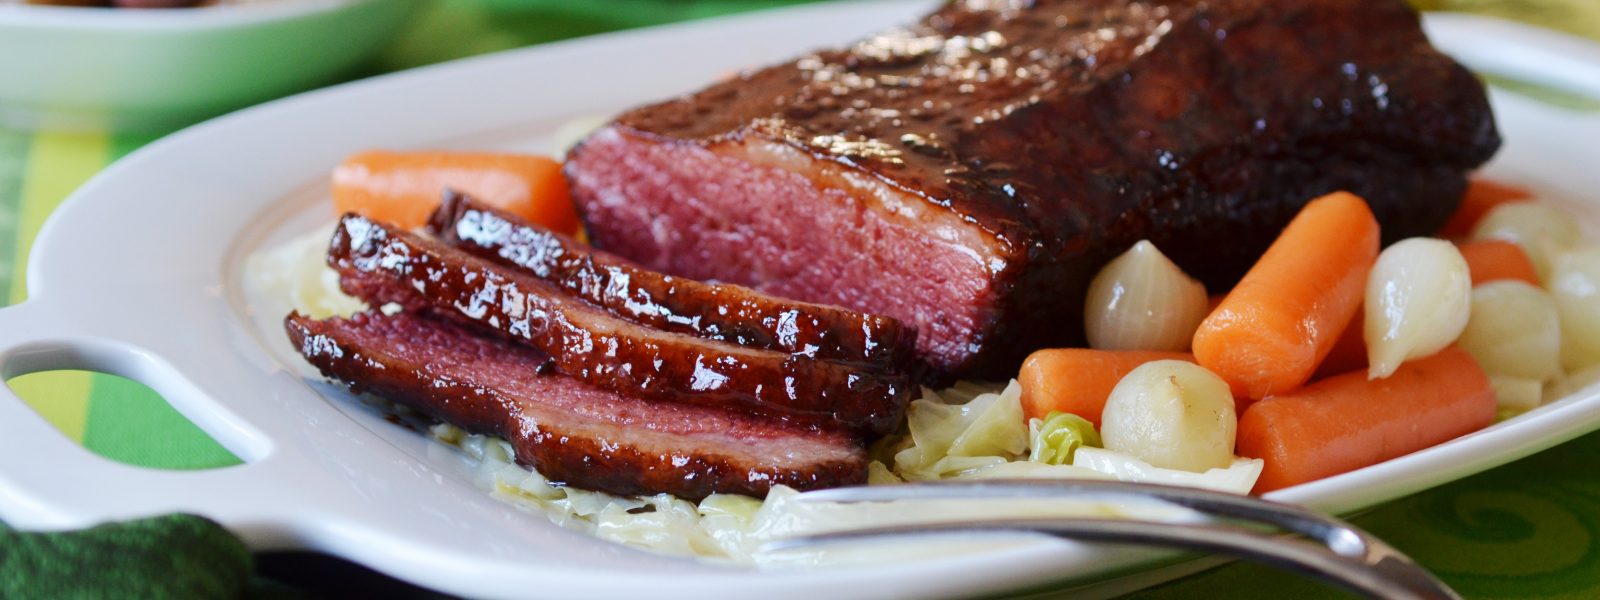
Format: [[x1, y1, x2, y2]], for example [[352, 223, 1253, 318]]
[[2, 1, 1600, 597]]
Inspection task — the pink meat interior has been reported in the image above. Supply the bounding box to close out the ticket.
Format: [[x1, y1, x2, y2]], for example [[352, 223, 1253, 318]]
[[570, 127, 1002, 372], [318, 312, 862, 466]]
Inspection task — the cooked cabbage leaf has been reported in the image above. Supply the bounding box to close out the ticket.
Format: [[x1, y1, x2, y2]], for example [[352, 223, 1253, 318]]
[[1028, 411, 1102, 465], [1072, 447, 1264, 494]]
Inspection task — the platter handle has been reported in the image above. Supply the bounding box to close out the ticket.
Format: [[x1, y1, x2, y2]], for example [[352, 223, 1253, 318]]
[[0, 299, 307, 547]]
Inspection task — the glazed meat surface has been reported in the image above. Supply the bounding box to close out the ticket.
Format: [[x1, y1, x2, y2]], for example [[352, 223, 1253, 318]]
[[428, 192, 916, 370], [328, 214, 911, 436], [286, 312, 867, 499], [566, 0, 1500, 377]]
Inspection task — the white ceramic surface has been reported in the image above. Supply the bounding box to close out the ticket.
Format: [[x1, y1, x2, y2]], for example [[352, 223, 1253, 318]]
[[0, 0, 419, 132], [1, 3, 1599, 598]]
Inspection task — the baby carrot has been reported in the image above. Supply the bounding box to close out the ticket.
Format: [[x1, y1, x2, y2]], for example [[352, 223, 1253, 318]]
[[1019, 348, 1194, 427], [1237, 347, 1495, 493], [1458, 240, 1540, 287], [331, 150, 579, 235], [1438, 179, 1533, 238], [1192, 192, 1380, 400]]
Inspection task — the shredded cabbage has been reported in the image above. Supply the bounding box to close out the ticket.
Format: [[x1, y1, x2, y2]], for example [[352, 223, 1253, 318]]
[[891, 382, 1027, 480], [961, 460, 1111, 481], [1028, 411, 1101, 465], [1072, 447, 1263, 494], [416, 378, 1263, 563], [876, 384, 1259, 494], [244, 225, 365, 319], [865, 461, 903, 485]]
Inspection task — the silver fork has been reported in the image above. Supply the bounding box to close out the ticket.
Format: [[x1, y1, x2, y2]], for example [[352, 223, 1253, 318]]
[[767, 480, 1458, 600]]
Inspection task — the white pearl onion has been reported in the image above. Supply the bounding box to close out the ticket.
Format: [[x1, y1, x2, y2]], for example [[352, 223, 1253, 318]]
[[1084, 241, 1209, 352], [1548, 246, 1600, 372], [1364, 238, 1472, 379], [1470, 202, 1581, 283], [1549, 363, 1600, 401], [1101, 360, 1236, 473], [1458, 281, 1563, 382], [1490, 376, 1543, 419]]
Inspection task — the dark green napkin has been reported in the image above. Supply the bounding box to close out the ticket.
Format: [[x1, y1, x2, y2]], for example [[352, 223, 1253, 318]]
[[0, 515, 253, 600]]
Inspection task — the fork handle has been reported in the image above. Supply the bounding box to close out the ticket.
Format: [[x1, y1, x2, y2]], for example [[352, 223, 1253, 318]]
[[772, 518, 1458, 600]]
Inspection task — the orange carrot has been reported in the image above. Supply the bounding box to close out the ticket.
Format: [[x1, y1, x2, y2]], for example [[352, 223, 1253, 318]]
[[1019, 348, 1194, 427], [1314, 306, 1367, 379], [332, 150, 579, 234], [1237, 347, 1494, 493], [1438, 179, 1533, 238], [1192, 192, 1380, 400], [1458, 240, 1540, 287]]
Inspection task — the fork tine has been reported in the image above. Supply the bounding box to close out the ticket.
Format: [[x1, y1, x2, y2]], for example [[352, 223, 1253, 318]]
[[780, 480, 1459, 600]]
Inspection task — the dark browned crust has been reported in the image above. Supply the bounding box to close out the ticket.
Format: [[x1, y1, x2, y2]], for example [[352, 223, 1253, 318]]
[[285, 312, 867, 499], [427, 191, 919, 371], [327, 214, 910, 436], [569, 0, 1500, 378]]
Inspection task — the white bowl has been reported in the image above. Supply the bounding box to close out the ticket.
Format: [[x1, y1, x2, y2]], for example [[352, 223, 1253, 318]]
[[0, 0, 421, 132]]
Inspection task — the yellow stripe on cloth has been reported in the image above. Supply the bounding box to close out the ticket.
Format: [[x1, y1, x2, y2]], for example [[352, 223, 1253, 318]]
[[7, 371, 94, 443], [11, 131, 108, 304], [8, 131, 110, 442]]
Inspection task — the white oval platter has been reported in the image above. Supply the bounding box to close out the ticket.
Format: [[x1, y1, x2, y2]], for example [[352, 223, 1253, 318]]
[[2, 2, 1599, 598]]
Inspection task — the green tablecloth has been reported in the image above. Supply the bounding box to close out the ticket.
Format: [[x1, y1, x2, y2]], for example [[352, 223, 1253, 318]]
[[2, 1, 1598, 597]]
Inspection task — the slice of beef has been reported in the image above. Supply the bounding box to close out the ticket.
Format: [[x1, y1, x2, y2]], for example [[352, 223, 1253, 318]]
[[328, 214, 909, 436], [564, 0, 1500, 378], [286, 311, 866, 499], [427, 191, 916, 370]]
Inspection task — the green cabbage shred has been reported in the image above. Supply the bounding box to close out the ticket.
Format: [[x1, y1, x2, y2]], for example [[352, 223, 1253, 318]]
[[1028, 411, 1102, 465]]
